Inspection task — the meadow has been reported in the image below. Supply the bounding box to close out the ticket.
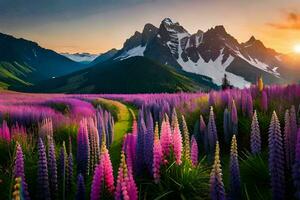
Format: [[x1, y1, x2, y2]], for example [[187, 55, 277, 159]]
[[1, 81, 300, 200]]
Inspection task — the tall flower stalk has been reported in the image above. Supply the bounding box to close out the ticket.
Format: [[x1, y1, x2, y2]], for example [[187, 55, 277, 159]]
[[269, 111, 285, 200], [115, 151, 138, 200], [229, 135, 241, 200], [250, 110, 261, 154], [208, 107, 218, 162], [14, 143, 30, 200], [153, 122, 162, 183], [36, 138, 50, 200], [190, 135, 199, 167], [209, 142, 226, 200], [48, 138, 58, 200]]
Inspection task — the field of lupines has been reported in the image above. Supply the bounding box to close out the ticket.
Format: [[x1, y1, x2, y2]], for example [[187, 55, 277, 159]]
[[1, 81, 300, 199]]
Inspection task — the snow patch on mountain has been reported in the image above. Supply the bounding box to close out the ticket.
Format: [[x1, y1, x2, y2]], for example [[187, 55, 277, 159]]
[[235, 51, 280, 77], [114, 45, 146, 60], [61, 53, 98, 63], [177, 48, 250, 88]]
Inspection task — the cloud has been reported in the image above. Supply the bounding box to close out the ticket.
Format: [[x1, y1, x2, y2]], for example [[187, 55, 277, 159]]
[[267, 10, 300, 30]]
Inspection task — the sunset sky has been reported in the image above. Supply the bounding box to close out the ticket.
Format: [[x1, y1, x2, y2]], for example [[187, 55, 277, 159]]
[[1, 0, 300, 54]]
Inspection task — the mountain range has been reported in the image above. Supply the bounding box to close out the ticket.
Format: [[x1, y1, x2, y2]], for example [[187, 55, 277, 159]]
[[1, 18, 300, 93], [60, 52, 99, 64]]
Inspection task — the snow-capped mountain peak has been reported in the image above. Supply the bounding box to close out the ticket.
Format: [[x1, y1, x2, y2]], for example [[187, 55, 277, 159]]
[[61, 52, 98, 63], [110, 18, 288, 88]]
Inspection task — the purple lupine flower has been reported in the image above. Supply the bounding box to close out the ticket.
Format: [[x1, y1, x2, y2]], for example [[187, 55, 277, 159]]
[[293, 129, 300, 199], [208, 107, 218, 162], [153, 122, 163, 183], [77, 119, 90, 177], [200, 115, 208, 154], [182, 115, 190, 161], [190, 135, 199, 167], [261, 91, 268, 112], [269, 111, 285, 200], [209, 142, 226, 200], [48, 138, 58, 200], [14, 143, 30, 200], [136, 110, 146, 174], [284, 110, 292, 170], [229, 135, 241, 200], [290, 105, 298, 164], [246, 94, 253, 118], [76, 174, 86, 200], [231, 100, 238, 134], [58, 142, 68, 200], [223, 108, 232, 144], [144, 111, 154, 172], [67, 141, 73, 194], [250, 110, 261, 154], [36, 138, 50, 200]]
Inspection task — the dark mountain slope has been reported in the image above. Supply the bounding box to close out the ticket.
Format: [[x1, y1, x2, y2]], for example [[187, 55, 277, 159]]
[[0, 32, 86, 88], [24, 56, 208, 93]]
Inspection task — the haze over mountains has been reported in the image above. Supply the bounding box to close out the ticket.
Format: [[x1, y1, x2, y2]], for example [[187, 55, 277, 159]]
[[1, 18, 300, 93]]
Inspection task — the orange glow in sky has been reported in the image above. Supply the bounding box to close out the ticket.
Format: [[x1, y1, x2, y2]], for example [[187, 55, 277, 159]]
[[1, 0, 300, 54]]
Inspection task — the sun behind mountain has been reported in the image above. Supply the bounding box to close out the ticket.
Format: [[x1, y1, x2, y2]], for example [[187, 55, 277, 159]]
[[293, 44, 300, 54]]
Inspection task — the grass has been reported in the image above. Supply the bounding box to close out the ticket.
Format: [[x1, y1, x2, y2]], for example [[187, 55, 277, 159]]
[[92, 98, 137, 171]]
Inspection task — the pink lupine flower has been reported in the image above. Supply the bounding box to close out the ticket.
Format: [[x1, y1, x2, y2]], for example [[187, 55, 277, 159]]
[[160, 116, 172, 158], [1, 120, 10, 141], [115, 152, 138, 200], [173, 115, 183, 165]]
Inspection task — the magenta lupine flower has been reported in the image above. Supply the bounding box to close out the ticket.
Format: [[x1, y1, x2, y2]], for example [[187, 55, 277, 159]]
[[268, 111, 285, 200], [1, 120, 10, 141], [261, 91, 268, 112], [91, 142, 115, 200], [231, 100, 238, 134], [115, 152, 138, 200], [48, 138, 58, 199], [102, 143, 115, 194], [14, 143, 30, 200], [36, 138, 50, 200], [208, 107, 218, 161], [229, 135, 241, 200], [190, 135, 199, 167], [209, 142, 226, 200], [293, 129, 300, 199], [77, 119, 90, 177], [172, 114, 183, 165], [90, 160, 104, 200], [160, 116, 172, 158], [284, 110, 292, 170], [153, 123, 163, 183], [250, 110, 261, 154], [76, 174, 86, 200]]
